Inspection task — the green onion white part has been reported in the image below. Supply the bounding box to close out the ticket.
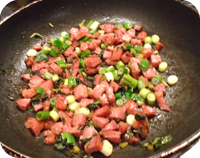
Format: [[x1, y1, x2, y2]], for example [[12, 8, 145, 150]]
[[126, 114, 136, 126], [90, 21, 100, 31], [167, 75, 178, 85], [100, 140, 113, 157], [27, 49, 37, 57], [151, 34, 160, 44], [158, 62, 168, 72]]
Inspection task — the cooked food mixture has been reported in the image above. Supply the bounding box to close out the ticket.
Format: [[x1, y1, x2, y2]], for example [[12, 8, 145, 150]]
[[17, 20, 176, 157]]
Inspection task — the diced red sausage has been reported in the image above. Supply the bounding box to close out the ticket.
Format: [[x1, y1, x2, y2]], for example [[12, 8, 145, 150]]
[[50, 122, 64, 135], [129, 58, 141, 79], [101, 120, 119, 131], [33, 45, 42, 51], [80, 126, 98, 140], [106, 86, 116, 106], [24, 117, 45, 136], [92, 116, 109, 129], [55, 95, 68, 111], [127, 29, 136, 38], [141, 105, 157, 117], [142, 48, 153, 58], [121, 51, 132, 64], [39, 79, 54, 91], [84, 67, 99, 75], [118, 121, 129, 135], [17, 98, 31, 111], [122, 33, 132, 43], [58, 111, 72, 126], [155, 91, 170, 111], [43, 100, 50, 111], [80, 98, 94, 107], [50, 63, 63, 77], [142, 67, 158, 80], [93, 73, 103, 86], [25, 57, 34, 67], [100, 23, 116, 33], [134, 24, 142, 31], [105, 59, 117, 66], [72, 113, 87, 127], [44, 134, 56, 144], [111, 49, 123, 61], [84, 56, 102, 68], [90, 85, 106, 100], [124, 135, 140, 144], [138, 31, 147, 42], [124, 100, 138, 115], [94, 106, 111, 117], [99, 93, 110, 106], [71, 60, 80, 77], [109, 81, 121, 93], [21, 89, 37, 99], [100, 130, 121, 144], [21, 74, 31, 81], [131, 39, 143, 46], [100, 33, 116, 45], [84, 135, 103, 154], [28, 75, 45, 90], [74, 84, 88, 101], [103, 50, 112, 59], [110, 107, 126, 120], [155, 42, 164, 50], [150, 54, 162, 67], [152, 83, 166, 95]]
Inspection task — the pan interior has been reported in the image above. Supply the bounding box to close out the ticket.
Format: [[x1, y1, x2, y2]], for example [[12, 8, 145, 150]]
[[0, 0, 200, 157]]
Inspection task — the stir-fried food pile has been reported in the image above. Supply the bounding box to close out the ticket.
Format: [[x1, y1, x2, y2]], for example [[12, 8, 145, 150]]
[[17, 20, 177, 157]]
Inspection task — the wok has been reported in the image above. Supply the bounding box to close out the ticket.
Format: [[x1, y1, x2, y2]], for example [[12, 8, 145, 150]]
[[0, 0, 200, 157]]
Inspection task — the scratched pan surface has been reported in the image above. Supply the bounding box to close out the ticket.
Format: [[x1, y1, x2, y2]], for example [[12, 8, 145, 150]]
[[0, 0, 200, 157]]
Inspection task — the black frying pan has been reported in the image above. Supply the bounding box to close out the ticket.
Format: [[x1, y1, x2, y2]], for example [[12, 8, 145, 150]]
[[0, 0, 200, 157]]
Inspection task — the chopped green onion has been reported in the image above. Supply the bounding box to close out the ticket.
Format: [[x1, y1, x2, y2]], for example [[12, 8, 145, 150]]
[[79, 20, 85, 27], [134, 45, 142, 53], [112, 70, 119, 81], [123, 23, 133, 29], [147, 92, 156, 106], [89, 30, 96, 35], [56, 59, 66, 65], [43, 72, 53, 80], [105, 72, 114, 82], [52, 74, 59, 82], [115, 60, 125, 70], [30, 33, 45, 39], [75, 47, 81, 54], [117, 67, 125, 76], [49, 23, 54, 27], [58, 36, 65, 43], [36, 87, 44, 94], [50, 97, 56, 108], [158, 62, 168, 72], [116, 99, 124, 107], [107, 66, 115, 72], [100, 43, 108, 50], [86, 20, 94, 28], [120, 142, 128, 149], [122, 74, 138, 88], [139, 88, 151, 99], [36, 53, 48, 61], [36, 111, 50, 121], [167, 75, 178, 85], [98, 30, 105, 34], [153, 50, 158, 55], [144, 36, 152, 44], [130, 48, 136, 56], [50, 48, 59, 57], [54, 39, 63, 50], [72, 145, 80, 153], [151, 34, 160, 44], [90, 21, 100, 31], [115, 23, 123, 29], [60, 64, 68, 69], [64, 79, 68, 86], [68, 102, 80, 112], [78, 36, 88, 44], [41, 46, 51, 55], [50, 110, 60, 121], [124, 67, 130, 74], [66, 95, 75, 104], [135, 53, 144, 59], [125, 90, 132, 99], [137, 79, 146, 90], [162, 79, 169, 87], [99, 67, 107, 74], [68, 77, 78, 86], [138, 60, 149, 71], [61, 132, 76, 145], [115, 92, 122, 99], [79, 49, 91, 59], [151, 74, 162, 86]]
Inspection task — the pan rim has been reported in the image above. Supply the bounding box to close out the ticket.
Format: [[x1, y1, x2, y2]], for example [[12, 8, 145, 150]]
[[0, 0, 199, 157]]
